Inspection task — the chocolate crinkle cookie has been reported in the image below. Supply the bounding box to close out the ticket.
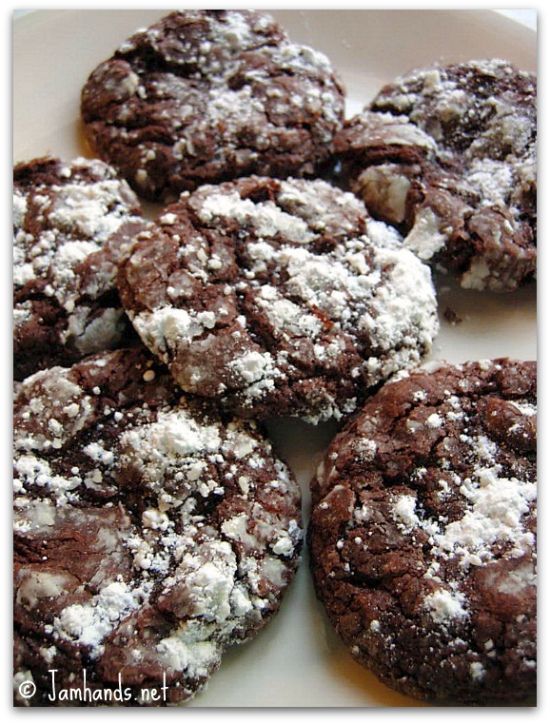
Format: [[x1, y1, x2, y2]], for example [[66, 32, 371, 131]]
[[13, 348, 301, 706], [80, 10, 345, 201], [13, 156, 148, 381], [309, 359, 536, 704], [117, 176, 439, 423], [334, 60, 536, 292]]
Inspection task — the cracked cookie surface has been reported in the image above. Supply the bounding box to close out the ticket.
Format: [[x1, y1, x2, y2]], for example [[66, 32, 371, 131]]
[[81, 10, 345, 201], [335, 60, 536, 292], [309, 359, 536, 703], [13, 156, 146, 380], [13, 347, 301, 706], [117, 176, 438, 423]]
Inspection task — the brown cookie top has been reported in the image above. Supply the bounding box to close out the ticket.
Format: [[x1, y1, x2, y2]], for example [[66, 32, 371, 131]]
[[117, 176, 439, 423], [13, 156, 148, 380], [13, 348, 301, 706], [310, 359, 536, 704], [80, 10, 345, 201], [335, 60, 536, 292]]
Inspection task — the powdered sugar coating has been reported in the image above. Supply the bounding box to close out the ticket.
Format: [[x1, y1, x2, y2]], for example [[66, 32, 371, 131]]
[[13, 156, 148, 380], [81, 10, 344, 201], [14, 348, 301, 706], [336, 60, 536, 292], [118, 177, 438, 422], [310, 358, 536, 703]]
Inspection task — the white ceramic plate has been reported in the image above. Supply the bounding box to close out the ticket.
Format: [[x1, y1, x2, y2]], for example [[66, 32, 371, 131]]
[[13, 10, 537, 708]]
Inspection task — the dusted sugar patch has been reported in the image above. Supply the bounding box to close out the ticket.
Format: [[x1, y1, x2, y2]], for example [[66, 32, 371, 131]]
[[13, 348, 301, 707], [81, 10, 345, 201], [335, 60, 536, 292], [118, 176, 438, 423], [309, 359, 536, 704], [13, 156, 150, 380]]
